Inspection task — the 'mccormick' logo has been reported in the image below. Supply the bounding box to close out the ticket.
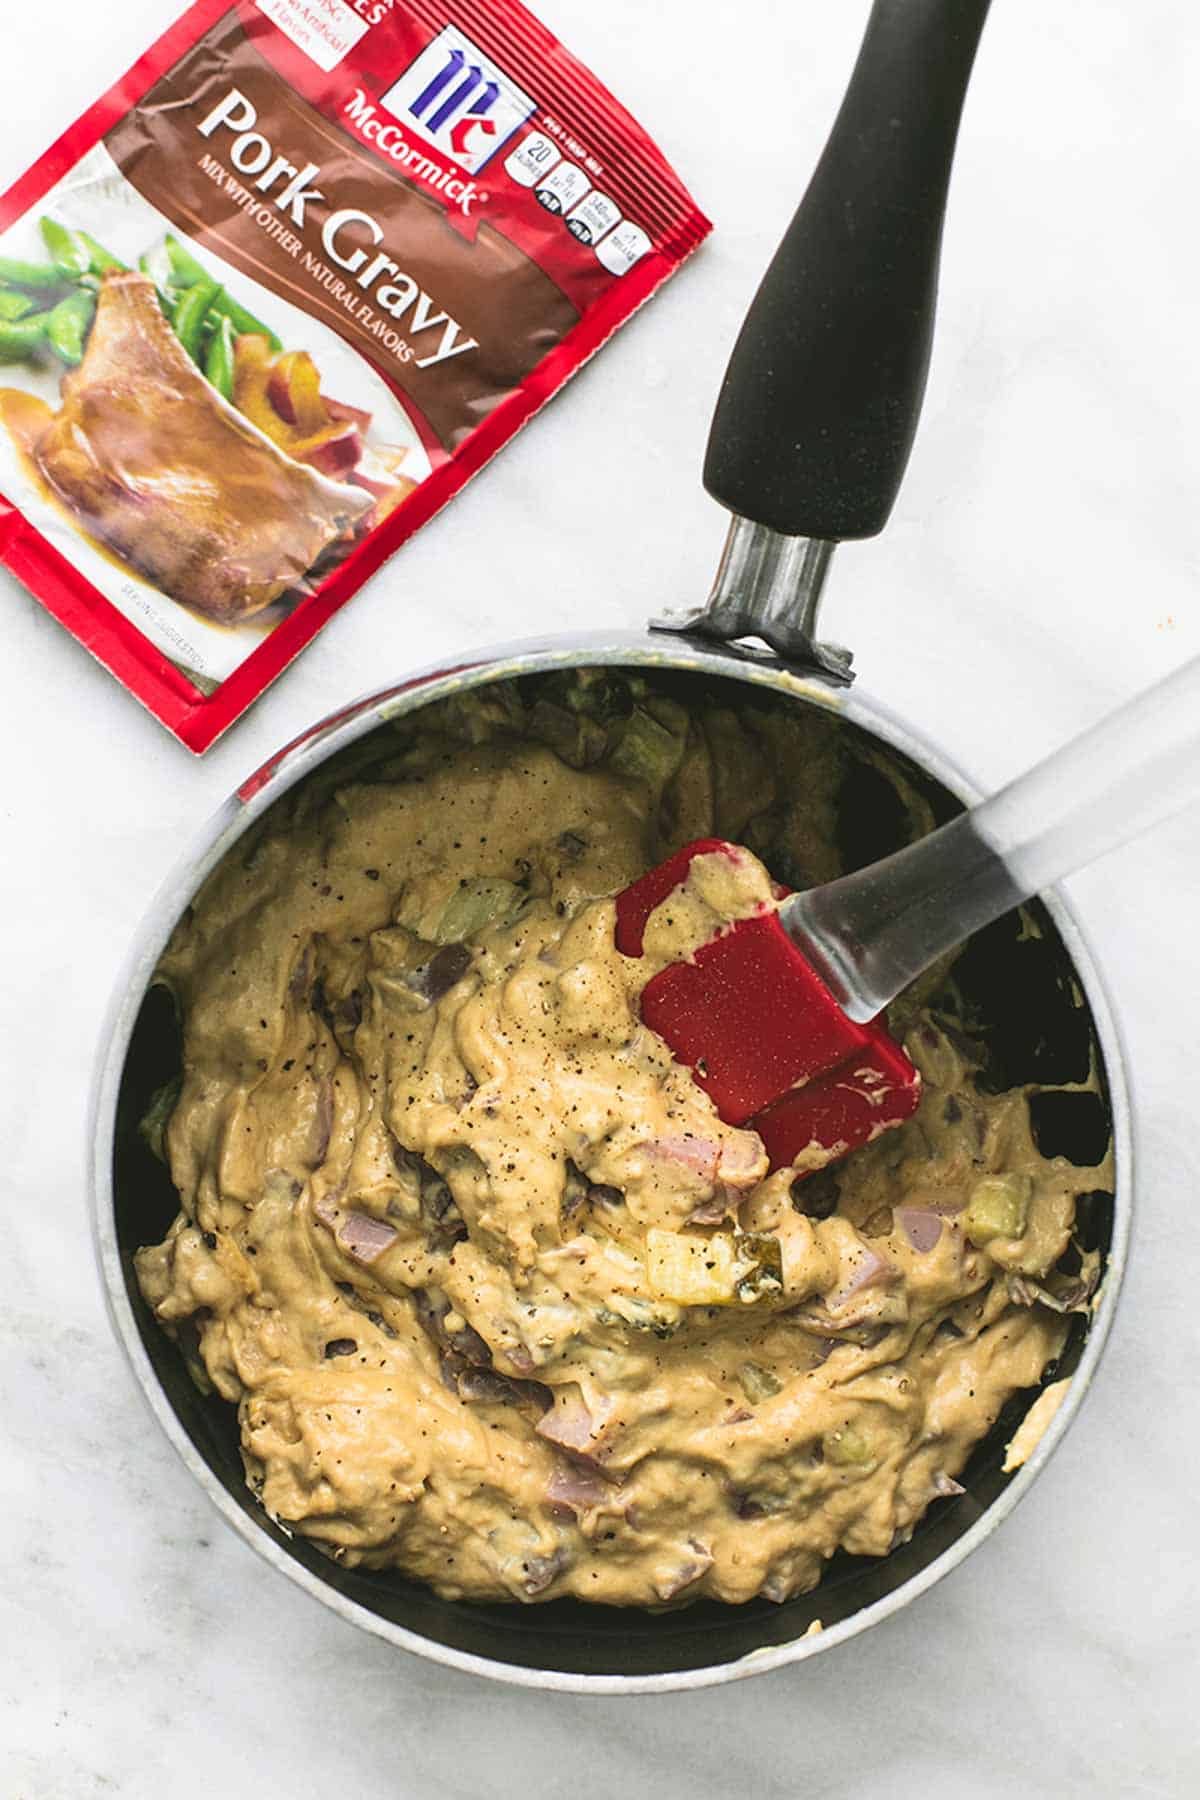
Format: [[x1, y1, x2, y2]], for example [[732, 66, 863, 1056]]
[[380, 25, 536, 174]]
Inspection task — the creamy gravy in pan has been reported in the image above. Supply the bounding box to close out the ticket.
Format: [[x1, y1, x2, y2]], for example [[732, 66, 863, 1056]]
[[136, 682, 1104, 1606]]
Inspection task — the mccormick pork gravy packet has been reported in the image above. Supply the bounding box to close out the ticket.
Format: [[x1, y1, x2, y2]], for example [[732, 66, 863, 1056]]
[[0, 1, 709, 750]]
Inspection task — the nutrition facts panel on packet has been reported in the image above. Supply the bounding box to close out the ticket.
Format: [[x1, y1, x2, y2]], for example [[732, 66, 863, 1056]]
[[534, 161, 590, 214], [504, 131, 650, 273], [566, 191, 620, 245], [596, 221, 651, 275], [505, 132, 560, 186]]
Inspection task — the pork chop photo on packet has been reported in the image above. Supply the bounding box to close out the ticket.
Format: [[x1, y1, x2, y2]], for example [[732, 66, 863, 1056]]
[[0, 0, 709, 751]]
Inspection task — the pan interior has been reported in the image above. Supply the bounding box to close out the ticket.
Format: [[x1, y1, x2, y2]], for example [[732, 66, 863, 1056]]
[[111, 667, 1115, 1680]]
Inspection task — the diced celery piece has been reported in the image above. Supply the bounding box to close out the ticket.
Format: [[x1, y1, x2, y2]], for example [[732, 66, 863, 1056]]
[[138, 1076, 181, 1163], [736, 1238, 784, 1303], [559, 670, 630, 719], [605, 1294, 684, 1339], [609, 707, 687, 787], [527, 698, 607, 769], [964, 1172, 1032, 1245], [738, 1362, 782, 1404], [825, 1426, 875, 1467], [433, 878, 524, 945]]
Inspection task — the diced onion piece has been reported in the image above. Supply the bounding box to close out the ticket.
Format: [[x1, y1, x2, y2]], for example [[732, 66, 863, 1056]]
[[654, 1543, 713, 1602], [897, 1206, 944, 1254], [646, 1136, 720, 1179], [717, 1134, 769, 1189], [336, 1211, 398, 1265], [546, 1463, 615, 1513], [825, 1244, 894, 1313], [536, 1384, 610, 1453]]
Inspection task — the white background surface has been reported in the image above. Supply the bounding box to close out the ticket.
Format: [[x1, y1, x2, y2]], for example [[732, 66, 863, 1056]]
[[1, 1, 1197, 1794]]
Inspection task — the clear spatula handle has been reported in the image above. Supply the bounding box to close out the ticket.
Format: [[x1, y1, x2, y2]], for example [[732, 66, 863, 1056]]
[[782, 652, 1200, 1022]]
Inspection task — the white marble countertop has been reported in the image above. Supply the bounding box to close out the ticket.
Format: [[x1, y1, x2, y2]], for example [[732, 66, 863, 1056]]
[[2, 0, 1198, 1791]]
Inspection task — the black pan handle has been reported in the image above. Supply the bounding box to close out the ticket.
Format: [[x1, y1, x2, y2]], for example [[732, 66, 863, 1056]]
[[704, 0, 992, 542]]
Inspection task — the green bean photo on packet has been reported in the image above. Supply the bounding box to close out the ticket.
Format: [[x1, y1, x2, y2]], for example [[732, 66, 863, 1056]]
[[204, 312, 237, 400], [39, 217, 91, 279], [171, 278, 221, 363], [165, 234, 283, 352], [0, 255, 67, 291], [76, 231, 126, 276], [164, 233, 209, 289], [208, 290, 282, 353], [0, 291, 36, 322], [0, 312, 50, 364], [45, 289, 97, 365]]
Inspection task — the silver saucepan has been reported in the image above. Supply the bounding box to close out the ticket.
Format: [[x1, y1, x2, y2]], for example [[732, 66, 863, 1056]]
[[89, 0, 1130, 1693]]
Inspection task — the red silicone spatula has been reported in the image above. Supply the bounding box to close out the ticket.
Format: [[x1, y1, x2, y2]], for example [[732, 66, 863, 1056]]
[[617, 644, 1200, 1173], [616, 841, 923, 1173]]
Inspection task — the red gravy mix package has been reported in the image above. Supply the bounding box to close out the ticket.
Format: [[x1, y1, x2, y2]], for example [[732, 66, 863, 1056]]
[[0, 1, 710, 750]]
